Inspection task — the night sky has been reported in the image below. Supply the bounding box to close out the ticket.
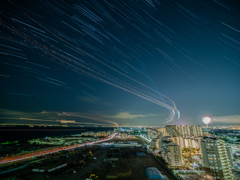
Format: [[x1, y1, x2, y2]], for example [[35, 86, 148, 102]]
[[0, 0, 239, 126]]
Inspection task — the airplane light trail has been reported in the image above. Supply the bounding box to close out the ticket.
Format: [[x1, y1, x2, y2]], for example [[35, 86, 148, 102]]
[[0, 4, 179, 123]]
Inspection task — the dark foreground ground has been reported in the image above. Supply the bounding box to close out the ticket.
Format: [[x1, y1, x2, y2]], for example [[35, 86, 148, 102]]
[[0, 137, 177, 180], [0, 148, 177, 180], [79, 147, 177, 180]]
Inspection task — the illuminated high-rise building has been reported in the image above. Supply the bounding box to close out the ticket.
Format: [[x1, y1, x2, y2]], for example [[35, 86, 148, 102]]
[[172, 136, 185, 149], [184, 126, 190, 136], [190, 125, 197, 137], [196, 126, 203, 136], [151, 138, 161, 149], [179, 125, 184, 136], [201, 137, 233, 180], [161, 140, 182, 167]]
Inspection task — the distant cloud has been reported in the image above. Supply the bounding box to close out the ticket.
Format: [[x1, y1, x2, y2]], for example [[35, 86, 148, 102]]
[[0, 109, 45, 118], [0, 109, 157, 126], [103, 112, 155, 120], [42, 111, 118, 127], [42, 110, 155, 123], [0, 109, 61, 123], [212, 115, 240, 124]]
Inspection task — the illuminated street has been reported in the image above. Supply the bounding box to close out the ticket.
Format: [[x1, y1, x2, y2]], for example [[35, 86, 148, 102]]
[[0, 133, 117, 165]]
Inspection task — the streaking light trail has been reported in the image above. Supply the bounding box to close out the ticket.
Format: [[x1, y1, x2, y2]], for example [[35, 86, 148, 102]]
[[0, 2, 179, 124], [0, 132, 117, 165]]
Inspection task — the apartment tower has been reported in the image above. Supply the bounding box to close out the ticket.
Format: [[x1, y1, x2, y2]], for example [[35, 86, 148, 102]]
[[201, 137, 233, 180]]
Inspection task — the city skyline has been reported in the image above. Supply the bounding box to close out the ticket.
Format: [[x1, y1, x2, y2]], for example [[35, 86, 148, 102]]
[[0, 0, 239, 126]]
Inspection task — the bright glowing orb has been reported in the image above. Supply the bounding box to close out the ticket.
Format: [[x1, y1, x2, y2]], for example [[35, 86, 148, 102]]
[[202, 116, 211, 125]]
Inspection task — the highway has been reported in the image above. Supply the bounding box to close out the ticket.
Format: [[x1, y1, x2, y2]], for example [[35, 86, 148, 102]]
[[0, 133, 117, 165]]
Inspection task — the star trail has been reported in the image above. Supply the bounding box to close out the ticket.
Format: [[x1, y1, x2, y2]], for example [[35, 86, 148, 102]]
[[0, 0, 239, 126]]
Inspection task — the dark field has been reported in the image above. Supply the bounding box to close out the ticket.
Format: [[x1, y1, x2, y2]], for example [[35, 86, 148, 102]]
[[0, 145, 178, 180]]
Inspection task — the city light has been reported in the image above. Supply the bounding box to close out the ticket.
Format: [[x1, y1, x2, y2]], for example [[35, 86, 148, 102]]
[[0, 133, 117, 165]]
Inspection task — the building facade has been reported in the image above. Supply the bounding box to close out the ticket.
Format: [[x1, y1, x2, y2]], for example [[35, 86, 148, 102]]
[[161, 140, 182, 167], [179, 125, 184, 136], [166, 125, 202, 138], [185, 126, 190, 137], [151, 138, 160, 149], [190, 125, 197, 137], [196, 126, 203, 136], [201, 137, 233, 180], [163, 136, 201, 150]]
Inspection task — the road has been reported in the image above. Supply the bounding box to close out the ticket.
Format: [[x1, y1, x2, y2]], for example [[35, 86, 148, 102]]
[[0, 133, 117, 165]]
